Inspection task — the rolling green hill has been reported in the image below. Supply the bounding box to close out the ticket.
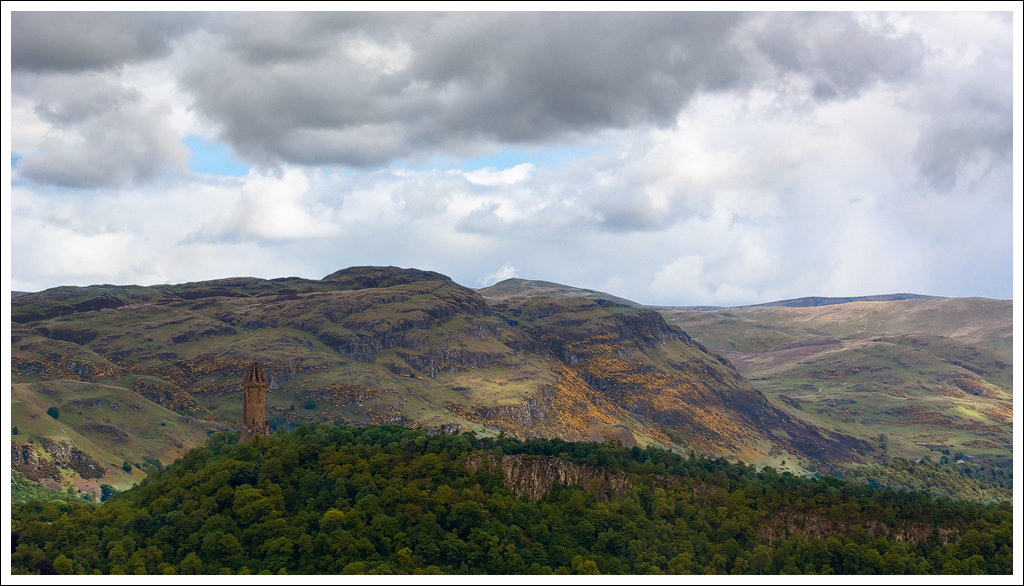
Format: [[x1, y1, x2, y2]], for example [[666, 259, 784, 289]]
[[477, 278, 641, 307], [657, 298, 1013, 471]]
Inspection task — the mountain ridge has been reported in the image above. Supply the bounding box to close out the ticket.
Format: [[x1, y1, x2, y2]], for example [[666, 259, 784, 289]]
[[10, 267, 1012, 500]]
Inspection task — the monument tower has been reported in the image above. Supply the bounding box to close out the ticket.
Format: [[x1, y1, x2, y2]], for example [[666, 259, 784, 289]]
[[240, 362, 271, 442]]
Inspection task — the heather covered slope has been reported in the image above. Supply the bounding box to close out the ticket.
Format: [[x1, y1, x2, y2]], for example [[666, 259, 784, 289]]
[[659, 298, 1014, 469], [471, 279, 1014, 471], [11, 267, 861, 498]]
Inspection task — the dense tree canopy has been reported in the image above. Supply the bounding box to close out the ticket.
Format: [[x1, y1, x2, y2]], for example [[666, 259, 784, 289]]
[[11, 424, 1013, 575]]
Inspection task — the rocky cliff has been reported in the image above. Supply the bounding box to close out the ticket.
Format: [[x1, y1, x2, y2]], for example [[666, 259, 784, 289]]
[[464, 453, 632, 502]]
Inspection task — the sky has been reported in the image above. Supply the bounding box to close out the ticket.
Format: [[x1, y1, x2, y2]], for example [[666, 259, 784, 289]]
[[4, 8, 1020, 306]]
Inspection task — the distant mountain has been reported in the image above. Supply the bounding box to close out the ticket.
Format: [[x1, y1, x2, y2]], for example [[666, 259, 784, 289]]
[[744, 293, 933, 308], [12, 268, 1012, 499], [658, 297, 1014, 470], [477, 278, 641, 307]]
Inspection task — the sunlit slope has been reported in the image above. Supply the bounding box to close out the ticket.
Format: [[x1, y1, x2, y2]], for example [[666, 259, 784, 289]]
[[470, 279, 1014, 468], [484, 296, 861, 469], [659, 297, 1012, 359], [11, 381, 216, 495], [725, 335, 1011, 457], [11, 267, 865, 482], [478, 278, 641, 307]]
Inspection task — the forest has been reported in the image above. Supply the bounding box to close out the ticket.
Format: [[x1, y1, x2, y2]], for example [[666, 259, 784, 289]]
[[11, 424, 1013, 575]]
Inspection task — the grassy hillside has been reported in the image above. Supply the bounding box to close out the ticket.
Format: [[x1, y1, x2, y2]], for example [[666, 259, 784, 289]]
[[12, 381, 218, 497], [12, 267, 866, 500], [478, 278, 641, 307], [659, 297, 1012, 358], [11, 269, 1012, 500], [461, 279, 1014, 473], [656, 297, 1013, 472]]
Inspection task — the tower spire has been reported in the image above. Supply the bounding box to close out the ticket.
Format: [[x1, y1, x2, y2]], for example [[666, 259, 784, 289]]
[[240, 361, 271, 442]]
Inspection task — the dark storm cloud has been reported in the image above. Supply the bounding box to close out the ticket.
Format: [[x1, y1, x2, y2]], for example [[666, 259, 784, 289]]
[[751, 13, 925, 100], [16, 75, 188, 188], [11, 11, 953, 181], [11, 12, 199, 72], [180, 12, 752, 167]]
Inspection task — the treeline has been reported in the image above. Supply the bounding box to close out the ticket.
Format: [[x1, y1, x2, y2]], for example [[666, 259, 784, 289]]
[[11, 471, 95, 505], [11, 424, 1012, 575], [837, 457, 1013, 504]]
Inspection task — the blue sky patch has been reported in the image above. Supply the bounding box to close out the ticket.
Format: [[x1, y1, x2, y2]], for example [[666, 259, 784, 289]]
[[184, 136, 251, 176]]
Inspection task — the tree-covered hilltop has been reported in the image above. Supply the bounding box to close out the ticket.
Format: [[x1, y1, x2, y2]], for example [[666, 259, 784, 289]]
[[11, 425, 1012, 575]]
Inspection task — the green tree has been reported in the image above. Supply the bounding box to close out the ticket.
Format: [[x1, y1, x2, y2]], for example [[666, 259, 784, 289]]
[[180, 553, 203, 573], [53, 554, 73, 575], [100, 485, 118, 502], [47, 406, 60, 420]]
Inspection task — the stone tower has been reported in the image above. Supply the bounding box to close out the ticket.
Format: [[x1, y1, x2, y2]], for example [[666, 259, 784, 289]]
[[240, 362, 271, 442]]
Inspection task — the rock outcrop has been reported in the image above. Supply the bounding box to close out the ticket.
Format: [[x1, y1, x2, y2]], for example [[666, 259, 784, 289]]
[[465, 453, 632, 502], [37, 438, 106, 479], [756, 507, 957, 546], [12, 440, 62, 481]]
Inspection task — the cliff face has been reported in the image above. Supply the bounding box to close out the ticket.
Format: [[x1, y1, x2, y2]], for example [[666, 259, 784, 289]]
[[464, 453, 632, 502], [757, 507, 957, 547]]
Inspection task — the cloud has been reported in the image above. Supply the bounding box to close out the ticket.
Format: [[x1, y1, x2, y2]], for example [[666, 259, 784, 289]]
[[11, 12, 198, 72], [185, 168, 339, 242], [457, 163, 535, 186], [911, 37, 1013, 190], [748, 13, 925, 101], [176, 12, 753, 167], [14, 74, 188, 188], [480, 264, 519, 287], [12, 12, 941, 177]]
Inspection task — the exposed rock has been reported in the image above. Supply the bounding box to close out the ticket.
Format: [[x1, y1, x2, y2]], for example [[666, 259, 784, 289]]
[[465, 453, 632, 502], [38, 438, 106, 479], [757, 507, 957, 546], [84, 423, 131, 444], [12, 440, 62, 482]]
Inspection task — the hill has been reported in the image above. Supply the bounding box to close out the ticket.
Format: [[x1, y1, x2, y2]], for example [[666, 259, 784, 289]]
[[10, 425, 1013, 575], [11, 267, 861, 497], [652, 297, 1014, 473], [477, 278, 641, 307], [462, 278, 1014, 473]]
